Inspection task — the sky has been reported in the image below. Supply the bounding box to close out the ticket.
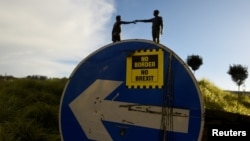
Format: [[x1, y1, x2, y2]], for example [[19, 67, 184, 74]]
[[0, 0, 250, 91]]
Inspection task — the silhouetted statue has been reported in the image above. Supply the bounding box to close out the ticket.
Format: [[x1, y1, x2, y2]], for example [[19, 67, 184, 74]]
[[112, 15, 136, 43], [136, 10, 163, 43]]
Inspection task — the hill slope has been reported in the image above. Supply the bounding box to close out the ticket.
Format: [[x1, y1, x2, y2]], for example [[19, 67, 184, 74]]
[[199, 78, 250, 115], [0, 78, 249, 140]]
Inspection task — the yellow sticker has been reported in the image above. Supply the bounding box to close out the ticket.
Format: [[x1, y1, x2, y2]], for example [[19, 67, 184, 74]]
[[126, 49, 164, 88]]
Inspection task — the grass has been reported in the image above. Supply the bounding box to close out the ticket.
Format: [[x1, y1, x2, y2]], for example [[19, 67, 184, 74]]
[[0, 77, 249, 140], [199, 78, 250, 116], [0, 78, 67, 141]]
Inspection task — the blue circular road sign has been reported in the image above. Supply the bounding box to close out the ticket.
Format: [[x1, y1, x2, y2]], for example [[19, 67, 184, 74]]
[[59, 39, 204, 141]]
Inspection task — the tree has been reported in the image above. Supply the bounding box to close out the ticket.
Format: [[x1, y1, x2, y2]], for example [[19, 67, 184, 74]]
[[227, 64, 248, 112], [227, 64, 248, 91], [186, 55, 203, 73]]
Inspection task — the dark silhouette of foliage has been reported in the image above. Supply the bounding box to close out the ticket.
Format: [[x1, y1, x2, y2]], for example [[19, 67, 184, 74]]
[[227, 64, 248, 113], [227, 64, 248, 90], [186, 55, 203, 72]]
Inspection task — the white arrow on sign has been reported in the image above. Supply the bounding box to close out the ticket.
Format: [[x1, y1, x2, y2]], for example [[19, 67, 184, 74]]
[[69, 79, 190, 141]]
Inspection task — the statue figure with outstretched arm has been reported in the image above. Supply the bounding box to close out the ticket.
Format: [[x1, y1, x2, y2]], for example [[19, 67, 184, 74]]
[[112, 15, 136, 43], [136, 10, 163, 43]]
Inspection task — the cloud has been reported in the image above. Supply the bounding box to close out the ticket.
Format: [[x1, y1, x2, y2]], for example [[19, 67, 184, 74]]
[[0, 0, 115, 77]]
